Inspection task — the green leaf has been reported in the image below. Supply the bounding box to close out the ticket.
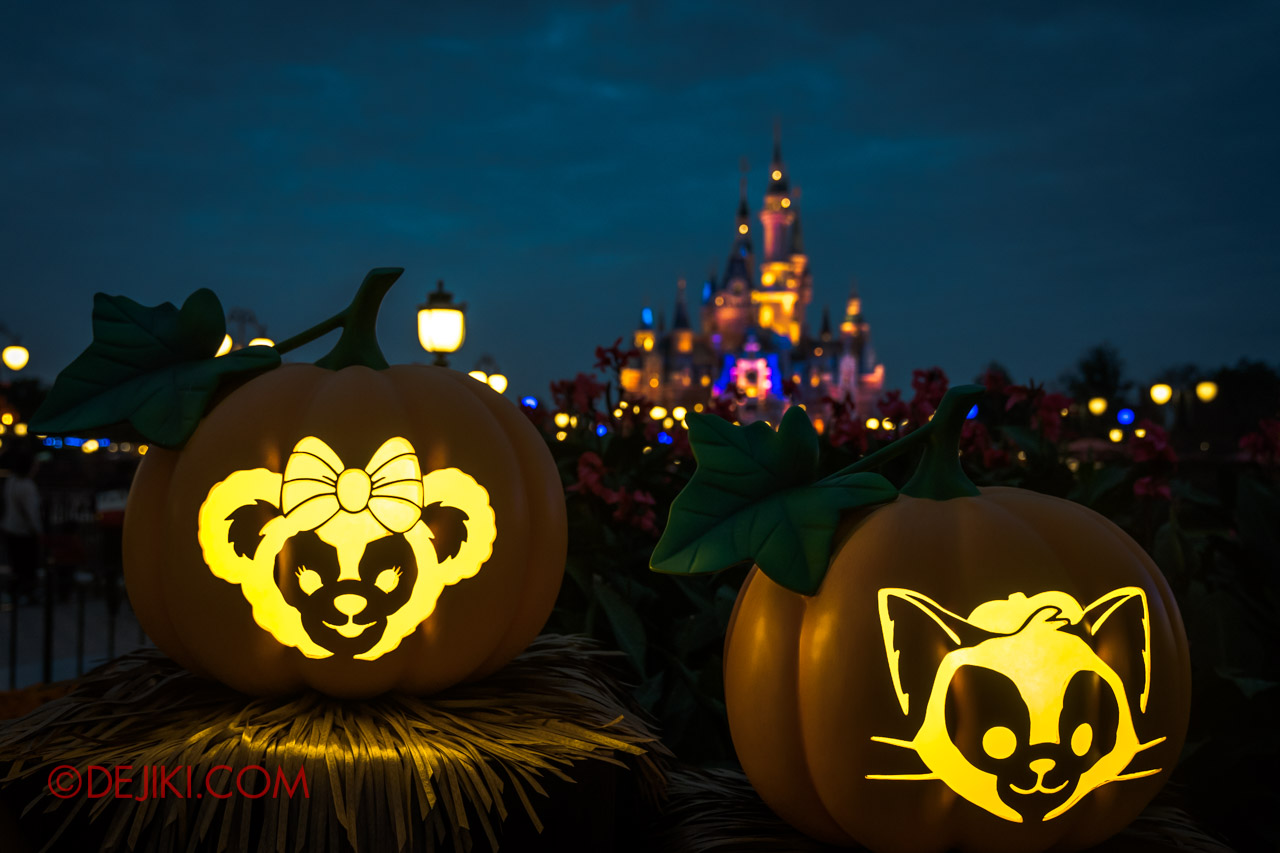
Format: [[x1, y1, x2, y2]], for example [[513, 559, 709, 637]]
[[31, 289, 280, 448], [1215, 667, 1280, 700], [1069, 464, 1128, 509], [650, 408, 897, 595], [593, 576, 648, 674], [1000, 425, 1047, 454]]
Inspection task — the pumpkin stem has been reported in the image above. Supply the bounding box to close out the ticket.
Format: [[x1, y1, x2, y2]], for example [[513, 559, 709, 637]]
[[276, 268, 404, 369], [899, 384, 985, 500]]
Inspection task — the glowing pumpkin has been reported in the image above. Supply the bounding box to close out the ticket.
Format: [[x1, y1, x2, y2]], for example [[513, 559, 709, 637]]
[[123, 271, 566, 698], [658, 386, 1190, 853]]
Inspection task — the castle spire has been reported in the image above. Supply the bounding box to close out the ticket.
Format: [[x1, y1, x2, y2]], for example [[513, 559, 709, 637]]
[[673, 278, 690, 330], [789, 209, 805, 255], [736, 157, 750, 228], [767, 120, 789, 195]]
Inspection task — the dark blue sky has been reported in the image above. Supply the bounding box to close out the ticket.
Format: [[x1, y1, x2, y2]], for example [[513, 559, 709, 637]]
[[3, 1, 1277, 400]]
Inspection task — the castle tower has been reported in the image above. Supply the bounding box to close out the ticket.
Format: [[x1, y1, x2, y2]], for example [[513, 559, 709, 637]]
[[623, 128, 886, 425], [620, 305, 659, 395], [759, 126, 795, 263], [838, 280, 884, 412], [755, 124, 808, 344], [713, 164, 756, 351], [672, 278, 694, 355]]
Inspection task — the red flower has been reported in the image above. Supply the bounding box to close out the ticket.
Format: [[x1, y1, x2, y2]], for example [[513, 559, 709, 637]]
[[710, 384, 744, 420], [823, 392, 869, 453], [1004, 381, 1041, 412], [909, 367, 949, 422], [1240, 419, 1280, 466], [1133, 475, 1172, 501], [877, 389, 910, 424], [960, 420, 1010, 469], [550, 372, 607, 414], [612, 488, 658, 535], [980, 367, 1011, 395], [566, 451, 617, 501], [594, 338, 639, 373], [1035, 392, 1073, 443], [1130, 421, 1177, 464]]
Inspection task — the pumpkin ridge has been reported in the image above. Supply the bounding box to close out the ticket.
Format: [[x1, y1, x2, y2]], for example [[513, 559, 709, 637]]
[[440, 368, 565, 678], [966, 491, 1078, 597], [795, 592, 858, 844]]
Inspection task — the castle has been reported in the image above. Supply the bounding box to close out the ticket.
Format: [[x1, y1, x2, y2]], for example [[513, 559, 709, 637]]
[[622, 132, 884, 427]]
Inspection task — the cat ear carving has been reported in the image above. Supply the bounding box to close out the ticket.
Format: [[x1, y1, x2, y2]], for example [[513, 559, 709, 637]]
[[878, 588, 1002, 716], [1083, 587, 1152, 713]]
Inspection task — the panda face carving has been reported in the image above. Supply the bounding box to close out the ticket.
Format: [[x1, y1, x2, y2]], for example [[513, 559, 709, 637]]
[[197, 436, 496, 660]]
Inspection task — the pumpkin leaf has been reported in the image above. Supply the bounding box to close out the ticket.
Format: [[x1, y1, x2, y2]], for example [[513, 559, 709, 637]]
[[651, 407, 897, 595], [31, 289, 280, 448]]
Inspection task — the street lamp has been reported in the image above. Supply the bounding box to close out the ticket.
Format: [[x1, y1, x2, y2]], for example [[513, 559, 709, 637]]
[[1087, 397, 1108, 416], [1, 345, 27, 372], [418, 280, 466, 367], [0, 324, 28, 371], [469, 353, 508, 394], [225, 308, 272, 352], [1195, 381, 1218, 403], [1150, 384, 1173, 405]]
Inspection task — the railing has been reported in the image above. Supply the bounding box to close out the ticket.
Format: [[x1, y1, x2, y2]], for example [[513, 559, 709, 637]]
[[1, 566, 150, 691]]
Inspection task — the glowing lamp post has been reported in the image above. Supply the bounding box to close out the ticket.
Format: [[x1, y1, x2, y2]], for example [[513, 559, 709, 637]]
[[1, 323, 28, 372], [1195, 381, 1218, 403], [468, 353, 508, 395], [2, 344, 28, 371], [1149, 384, 1173, 406], [418, 280, 466, 367]]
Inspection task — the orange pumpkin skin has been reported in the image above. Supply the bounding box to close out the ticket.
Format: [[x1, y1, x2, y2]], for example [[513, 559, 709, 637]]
[[124, 363, 566, 698], [724, 488, 1190, 853]]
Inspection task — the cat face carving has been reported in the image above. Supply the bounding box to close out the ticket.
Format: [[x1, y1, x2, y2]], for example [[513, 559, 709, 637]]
[[868, 588, 1166, 823], [197, 436, 496, 660]]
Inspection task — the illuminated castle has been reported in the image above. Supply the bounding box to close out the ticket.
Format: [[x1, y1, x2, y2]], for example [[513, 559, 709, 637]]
[[622, 133, 885, 426]]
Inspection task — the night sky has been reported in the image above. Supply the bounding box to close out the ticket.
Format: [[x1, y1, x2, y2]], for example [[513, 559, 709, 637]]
[[3, 1, 1277, 402]]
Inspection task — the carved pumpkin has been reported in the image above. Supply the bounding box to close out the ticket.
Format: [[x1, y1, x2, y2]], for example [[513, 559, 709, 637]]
[[657, 386, 1190, 853], [120, 270, 566, 698]]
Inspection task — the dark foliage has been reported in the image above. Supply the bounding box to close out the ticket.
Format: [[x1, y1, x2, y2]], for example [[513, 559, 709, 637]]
[[538, 346, 1280, 850]]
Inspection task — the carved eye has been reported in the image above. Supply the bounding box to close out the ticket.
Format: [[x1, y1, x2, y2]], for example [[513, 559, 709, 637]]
[[374, 567, 402, 593], [982, 726, 1017, 760], [296, 567, 323, 596], [1071, 723, 1093, 756]]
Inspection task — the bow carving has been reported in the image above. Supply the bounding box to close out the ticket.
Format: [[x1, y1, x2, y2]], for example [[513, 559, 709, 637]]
[[281, 436, 424, 532]]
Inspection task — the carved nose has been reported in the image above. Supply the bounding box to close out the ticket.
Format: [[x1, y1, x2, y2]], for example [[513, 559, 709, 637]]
[[334, 594, 367, 617], [1029, 758, 1056, 779]]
